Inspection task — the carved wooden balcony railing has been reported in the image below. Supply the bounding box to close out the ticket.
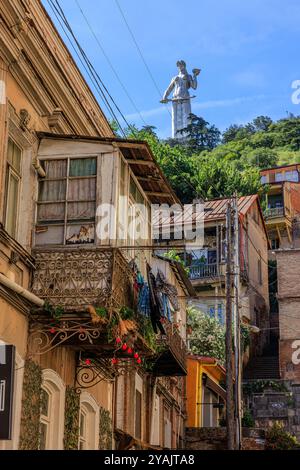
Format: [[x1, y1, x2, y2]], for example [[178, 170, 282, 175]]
[[153, 320, 187, 377]]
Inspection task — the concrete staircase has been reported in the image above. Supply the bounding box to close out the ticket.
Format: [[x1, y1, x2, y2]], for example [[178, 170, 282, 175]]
[[243, 356, 280, 380]]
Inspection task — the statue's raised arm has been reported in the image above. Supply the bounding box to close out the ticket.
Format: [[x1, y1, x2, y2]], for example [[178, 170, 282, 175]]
[[190, 68, 201, 90]]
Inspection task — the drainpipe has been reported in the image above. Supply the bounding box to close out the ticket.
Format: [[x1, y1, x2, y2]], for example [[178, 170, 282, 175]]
[[32, 156, 46, 178], [0, 273, 44, 307]]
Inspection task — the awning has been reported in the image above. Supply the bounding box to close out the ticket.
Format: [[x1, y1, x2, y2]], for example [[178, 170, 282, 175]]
[[203, 374, 226, 401]]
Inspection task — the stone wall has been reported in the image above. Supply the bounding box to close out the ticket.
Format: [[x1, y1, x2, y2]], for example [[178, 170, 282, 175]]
[[185, 427, 265, 450], [246, 382, 300, 440]]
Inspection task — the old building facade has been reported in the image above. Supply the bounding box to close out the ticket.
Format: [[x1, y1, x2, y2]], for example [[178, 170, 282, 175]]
[[0, 0, 190, 450], [163, 195, 270, 359]]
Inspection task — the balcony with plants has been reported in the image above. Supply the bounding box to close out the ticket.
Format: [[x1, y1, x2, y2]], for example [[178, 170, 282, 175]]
[[29, 247, 187, 377]]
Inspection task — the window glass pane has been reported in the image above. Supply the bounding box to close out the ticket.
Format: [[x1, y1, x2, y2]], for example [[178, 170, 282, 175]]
[[67, 202, 95, 220], [35, 225, 64, 245], [43, 160, 67, 178], [80, 411, 86, 438], [6, 172, 19, 237], [39, 180, 66, 202], [208, 306, 215, 318], [260, 175, 267, 184], [39, 422, 47, 450], [7, 139, 21, 173], [66, 224, 95, 244], [37, 203, 65, 222], [68, 178, 96, 201], [40, 389, 50, 416], [69, 158, 96, 177], [275, 172, 283, 182]]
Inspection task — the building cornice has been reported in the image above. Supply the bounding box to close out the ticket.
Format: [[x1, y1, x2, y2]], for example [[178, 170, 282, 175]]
[[0, 0, 113, 137]]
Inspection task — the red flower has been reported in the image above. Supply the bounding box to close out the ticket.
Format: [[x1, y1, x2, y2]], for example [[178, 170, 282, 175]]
[[134, 352, 139, 359], [122, 343, 128, 351], [85, 359, 91, 366], [50, 327, 56, 334], [127, 347, 133, 354], [116, 337, 121, 344], [112, 357, 118, 365], [137, 358, 142, 364]]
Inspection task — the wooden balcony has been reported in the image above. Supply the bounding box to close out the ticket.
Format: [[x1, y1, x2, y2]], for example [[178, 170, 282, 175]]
[[152, 320, 187, 376], [188, 263, 225, 287], [264, 206, 285, 220]]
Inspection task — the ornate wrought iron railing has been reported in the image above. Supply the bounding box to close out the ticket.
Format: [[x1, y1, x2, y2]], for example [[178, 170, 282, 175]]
[[31, 247, 133, 312]]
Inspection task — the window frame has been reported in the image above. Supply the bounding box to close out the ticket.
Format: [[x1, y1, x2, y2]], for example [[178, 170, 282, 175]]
[[4, 137, 22, 238], [35, 155, 97, 247], [39, 387, 51, 450], [78, 392, 99, 450], [39, 369, 65, 450]]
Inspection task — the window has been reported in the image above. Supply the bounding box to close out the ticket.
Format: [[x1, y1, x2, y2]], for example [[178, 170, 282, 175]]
[[163, 405, 172, 448], [285, 170, 299, 182], [258, 258, 262, 285], [78, 393, 99, 450], [78, 409, 87, 450], [207, 304, 224, 325], [271, 238, 280, 250], [39, 388, 51, 450], [127, 176, 151, 271], [39, 370, 65, 450], [5, 139, 22, 238], [202, 387, 219, 427], [260, 175, 267, 184], [35, 158, 96, 246], [275, 172, 283, 182]]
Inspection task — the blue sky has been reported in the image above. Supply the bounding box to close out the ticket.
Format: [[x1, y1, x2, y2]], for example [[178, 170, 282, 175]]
[[43, 0, 300, 138]]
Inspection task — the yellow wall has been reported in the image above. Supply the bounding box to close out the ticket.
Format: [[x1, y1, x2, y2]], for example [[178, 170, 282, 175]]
[[186, 358, 225, 427]]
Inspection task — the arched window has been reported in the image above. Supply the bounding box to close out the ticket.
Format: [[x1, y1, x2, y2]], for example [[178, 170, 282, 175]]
[[39, 369, 65, 450], [79, 392, 99, 450]]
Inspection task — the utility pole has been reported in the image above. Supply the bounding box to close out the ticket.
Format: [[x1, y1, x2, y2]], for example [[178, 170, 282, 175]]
[[233, 195, 242, 449], [225, 201, 235, 450]]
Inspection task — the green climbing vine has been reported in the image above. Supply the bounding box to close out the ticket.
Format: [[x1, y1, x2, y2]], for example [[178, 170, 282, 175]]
[[63, 386, 80, 450], [19, 359, 42, 450], [44, 301, 65, 320], [243, 380, 289, 396], [99, 407, 112, 450]]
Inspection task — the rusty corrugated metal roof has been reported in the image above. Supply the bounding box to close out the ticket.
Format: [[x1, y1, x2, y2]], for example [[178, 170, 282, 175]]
[[203, 195, 258, 222]]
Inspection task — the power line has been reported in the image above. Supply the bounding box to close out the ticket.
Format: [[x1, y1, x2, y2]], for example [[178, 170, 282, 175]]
[[114, 0, 163, 99], [46, 0, 118, 124], [53, 0, 128, 131], [50, 0, 135, 136], [49, 0, 125, 135], [74, 0, 147, 127], [114, 0, 172, 118]]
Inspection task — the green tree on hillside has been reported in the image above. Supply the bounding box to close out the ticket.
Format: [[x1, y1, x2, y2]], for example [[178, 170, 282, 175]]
[[112, 113, 300, 203]]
